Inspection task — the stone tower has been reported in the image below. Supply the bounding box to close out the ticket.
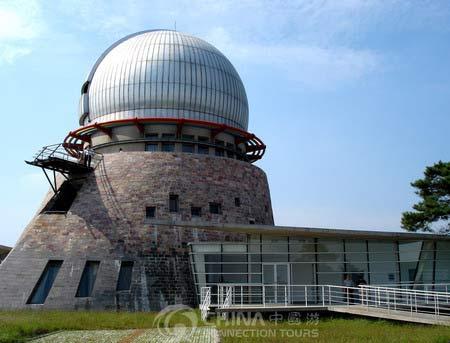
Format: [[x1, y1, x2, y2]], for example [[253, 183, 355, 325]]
[[0, 30, 272, 311]]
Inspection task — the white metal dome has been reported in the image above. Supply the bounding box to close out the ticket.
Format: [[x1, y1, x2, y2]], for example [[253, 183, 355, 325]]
[[79, 30, 249, 131]]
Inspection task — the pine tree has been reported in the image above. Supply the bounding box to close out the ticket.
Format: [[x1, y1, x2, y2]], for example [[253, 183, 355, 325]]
[[402, 161, 450, 233]]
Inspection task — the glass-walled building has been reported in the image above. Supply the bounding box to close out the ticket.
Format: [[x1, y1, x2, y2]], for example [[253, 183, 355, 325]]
[[189, 228, 450, 302]]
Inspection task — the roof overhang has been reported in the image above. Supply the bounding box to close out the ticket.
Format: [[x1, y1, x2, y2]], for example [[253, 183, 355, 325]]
[[150, 221, 450, 241]]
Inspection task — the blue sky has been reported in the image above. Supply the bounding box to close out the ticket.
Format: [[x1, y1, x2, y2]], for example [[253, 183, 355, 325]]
[[0, 0, 449, 246]]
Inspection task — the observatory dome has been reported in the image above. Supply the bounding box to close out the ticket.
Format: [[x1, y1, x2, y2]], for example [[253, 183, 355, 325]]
[[79, 30, 249, 131]]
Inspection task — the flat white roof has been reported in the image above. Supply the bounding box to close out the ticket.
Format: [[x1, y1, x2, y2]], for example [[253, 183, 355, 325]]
[[164, 221, 450, 241]]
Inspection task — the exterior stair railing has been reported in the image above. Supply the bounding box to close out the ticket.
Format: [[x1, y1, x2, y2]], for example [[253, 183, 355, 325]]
[[210, 283, 450, 325], [200, 287, 211, 321]]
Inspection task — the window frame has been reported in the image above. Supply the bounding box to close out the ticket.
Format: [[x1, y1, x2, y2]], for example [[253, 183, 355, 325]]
[[169, 194, 179, 213], [75, 261, 100, 298], [209, 202, 222, 215]]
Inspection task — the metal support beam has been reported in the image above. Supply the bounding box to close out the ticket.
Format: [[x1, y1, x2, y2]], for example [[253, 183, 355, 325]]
[[63, 143, 84, 150], [176, 119, 185, 138], [246, 144, 266, 153], [93, 123, 112, 138], [133, 118, 145, 134], [42, 168, 57, 194], [211, 125, 226, 140], [69, 132, 91, 143]]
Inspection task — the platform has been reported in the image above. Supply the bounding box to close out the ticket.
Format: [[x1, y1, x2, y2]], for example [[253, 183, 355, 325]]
[[26, 156, 92, 174], [25, 143, 102, 193]]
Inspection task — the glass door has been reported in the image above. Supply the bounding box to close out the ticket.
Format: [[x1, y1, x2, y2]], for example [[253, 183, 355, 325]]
[[263, 263, 290, 304]]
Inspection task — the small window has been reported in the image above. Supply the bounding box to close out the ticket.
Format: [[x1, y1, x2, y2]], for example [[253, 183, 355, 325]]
[[249, 219, 255, 225], [145, 143, 158, 152], [215, 148, 224, 157], [235, 197, 241, 207], [76, 261, 100, 298], [191, 206, 201, 216], [265, 205, 269, 213], [215, 139, 224, 146], [182, 143, 194, 153], [27, 260, 63, 304], [209, 202, 221, 214], [198, 145, 209, 155], [116, 261, 134, 291], [198, 136, 209, 143], [182, 134, 194, 141], [145, 133, 159, 140], [81, 81, 89, 94], [162, 143, 175, 152], [162, 133, 176, 139], [146, 206, 156, 218], [169, 194, 179, 212]]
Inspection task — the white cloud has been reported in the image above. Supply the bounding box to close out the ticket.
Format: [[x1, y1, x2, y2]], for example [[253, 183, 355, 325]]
[[57, 0, 140, 38], [0, 0, 44, 64], [61, 0, 384, 88], [0, 44, 32, 63], [207, 27, 380, 89]]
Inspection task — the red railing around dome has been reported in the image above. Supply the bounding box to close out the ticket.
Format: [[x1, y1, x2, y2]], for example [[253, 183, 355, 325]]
[[63, 118, 266, 163]]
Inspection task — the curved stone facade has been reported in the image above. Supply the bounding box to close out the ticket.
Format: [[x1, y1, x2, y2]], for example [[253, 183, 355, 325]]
[[0, 152, 272, 310]]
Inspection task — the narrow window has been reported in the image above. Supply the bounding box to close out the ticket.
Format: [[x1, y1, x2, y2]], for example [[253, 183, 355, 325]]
[[226, 143, 235, 158], [145, 133, 159, 140], [182, 134, 194, 141], [81, 81, 90, 94], [209, 202, 221, 214], [249, 219, 255, 225], [215, 148, 224, 157], [191, 206, 202, 217], [162, 133, 176, 139], [116, 261, 134, 291], [146, 206, 156, 219], [145, 143, 158, 152], [162, 143, 175, 152], [235, 197, 241, 207], [169, 194, 179, 212], [76, 261, 100, 297], [182, 143, 194, 153], [198, 145, 209, 155], [27, 260, 63, 304]]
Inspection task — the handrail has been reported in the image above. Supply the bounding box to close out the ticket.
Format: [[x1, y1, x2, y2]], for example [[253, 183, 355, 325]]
[[213, 283, 450, 322], [223, 286, 233, 309], [200, 287, 211, 321], [30, 143, 103, 169], [361, 284, 450, 295]]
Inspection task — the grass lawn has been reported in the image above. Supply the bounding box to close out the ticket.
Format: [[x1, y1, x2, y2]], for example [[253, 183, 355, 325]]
[[0, 310, 450, 343], [216, 316, 450, 343], [0, 310, 201, 342]]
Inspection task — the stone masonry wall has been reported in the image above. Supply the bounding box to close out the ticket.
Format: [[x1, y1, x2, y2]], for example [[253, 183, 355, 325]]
[[0, 152, 273, 311]]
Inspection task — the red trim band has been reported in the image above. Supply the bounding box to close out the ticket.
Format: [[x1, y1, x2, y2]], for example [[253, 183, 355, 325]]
[[64, 117, 266, 162]]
